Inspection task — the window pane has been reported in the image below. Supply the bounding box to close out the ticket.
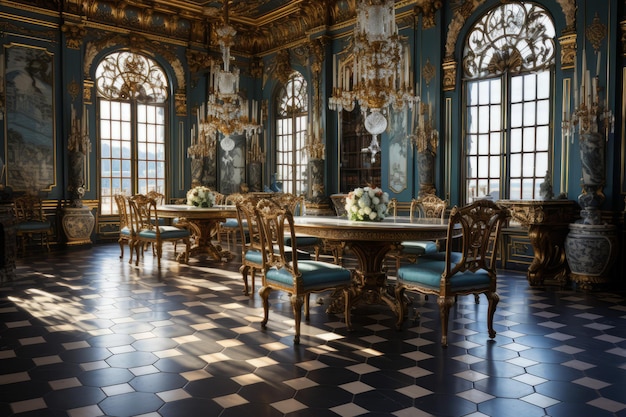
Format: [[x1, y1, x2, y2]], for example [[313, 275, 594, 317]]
[[522, 153, 535, 176], [510, 128, 522, 153], [511, 76, 523, 103], [535, 153, 548, 176], [524, 102, 536, 125], [510, 154, 522, 177], [490, 79, 501, 103], [478, 106, 490, 133], [467, 107, 478, 133], [537, 71, 550, 99], [536, 126, 550, 151], [537, 100, 550, 124], [511, 103, 523, 127], [523, 74, 537, 101], [523, 127, 536, 151], [478, 80, 490, 105]]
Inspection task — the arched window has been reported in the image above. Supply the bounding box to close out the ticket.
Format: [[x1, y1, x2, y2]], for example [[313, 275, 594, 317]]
[[275, 72, 308, 195], [462, 2, 555, 202], [95, 51, 169, 215]]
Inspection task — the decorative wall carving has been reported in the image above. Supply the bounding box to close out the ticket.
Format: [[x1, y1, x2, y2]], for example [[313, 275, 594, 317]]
[[559, 31, 577, 69], [84, 33, 185, 90], [444, 0, 575, 91]]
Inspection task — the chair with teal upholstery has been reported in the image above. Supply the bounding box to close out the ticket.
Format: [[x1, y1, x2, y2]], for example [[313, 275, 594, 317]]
[[13, 195, 52, 256], [128, 194, 191, 268], [255, 199, 353, 344], [387, 194, 448, 273], [271, 193, 323, 260], [394, 199, 508, 346], [114, 194, 133, 261], [236, 195, 262, 296]]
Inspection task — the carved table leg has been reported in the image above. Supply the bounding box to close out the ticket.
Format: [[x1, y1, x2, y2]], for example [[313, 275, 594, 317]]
[[526, 224, 569, 286]]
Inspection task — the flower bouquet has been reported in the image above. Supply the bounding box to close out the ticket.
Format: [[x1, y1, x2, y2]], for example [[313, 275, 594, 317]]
[[186, 186, 216, 208], [345, 186, 390, 221]]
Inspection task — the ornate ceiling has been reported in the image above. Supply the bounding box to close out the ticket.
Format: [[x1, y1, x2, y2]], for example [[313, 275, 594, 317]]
[[9, 0, 432, 56]]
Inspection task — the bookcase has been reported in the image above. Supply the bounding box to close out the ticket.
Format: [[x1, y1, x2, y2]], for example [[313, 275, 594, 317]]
[[339, 109, 381, 192]]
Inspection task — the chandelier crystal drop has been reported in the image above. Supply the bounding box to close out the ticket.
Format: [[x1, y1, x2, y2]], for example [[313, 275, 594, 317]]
[[329, 0, 419, 160]]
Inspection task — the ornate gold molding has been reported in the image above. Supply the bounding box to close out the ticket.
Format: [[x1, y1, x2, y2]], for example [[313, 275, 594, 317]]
[[444, 0, 576, 90], [414, 0, 442, 29], [83, 32, 185, 89], [586, 13, 607, 53], [175, 91, 187, 117], [250, 57, 263, 79], [423, 59, 435, 87], [559, 31, 577, 70], [275, 49, 292, 84], [442, 60, 457, 92], [61, 23, 87, 50], [83, 79, 94, 104], [186, 50, 213, 75], [68, 79, 80, 102]]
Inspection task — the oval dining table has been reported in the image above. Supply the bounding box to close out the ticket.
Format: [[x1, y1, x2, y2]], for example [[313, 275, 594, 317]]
[[292, 216, 454, 315], [157, 204, 238, 262]]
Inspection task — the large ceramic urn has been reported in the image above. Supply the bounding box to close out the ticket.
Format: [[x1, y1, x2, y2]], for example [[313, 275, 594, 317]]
[[564, 132, 616, 289]]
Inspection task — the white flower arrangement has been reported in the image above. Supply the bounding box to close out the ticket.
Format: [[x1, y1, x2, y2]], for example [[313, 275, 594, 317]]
[[345, 186, 390, 221], [186, 186, 216, 208]]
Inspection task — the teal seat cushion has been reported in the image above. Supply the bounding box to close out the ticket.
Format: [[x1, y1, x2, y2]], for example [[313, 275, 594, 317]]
[[400, 240, 438, 255], [120, 226, 132, 237], [244, 249, 263, 264], [16, 220, 50, 232], [265, 261, 351, 292], [138, 226, 190, 239], [221, 218, 240, 229], [397, 260, 491, 292]]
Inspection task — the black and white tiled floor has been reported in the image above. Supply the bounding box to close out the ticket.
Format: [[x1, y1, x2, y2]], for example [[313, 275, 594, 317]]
[[1, 243, 626, 417]]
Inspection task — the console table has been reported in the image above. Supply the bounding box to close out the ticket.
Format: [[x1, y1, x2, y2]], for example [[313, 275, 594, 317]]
[[497, 199, 576, 286]]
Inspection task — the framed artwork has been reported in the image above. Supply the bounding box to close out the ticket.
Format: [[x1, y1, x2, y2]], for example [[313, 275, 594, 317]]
[[218, 135, 246, 195], [387, 107, 409, 193], [4, 43, 56, 192]]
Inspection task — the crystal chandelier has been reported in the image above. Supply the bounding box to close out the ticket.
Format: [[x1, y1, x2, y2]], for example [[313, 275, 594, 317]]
[[329, 0, 419, 162], [191, 2, 260, 157]]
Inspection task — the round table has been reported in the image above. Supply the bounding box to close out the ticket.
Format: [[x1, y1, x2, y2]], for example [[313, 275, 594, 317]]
[[293, 216, 453, 314], [157, 204, 238, 262]]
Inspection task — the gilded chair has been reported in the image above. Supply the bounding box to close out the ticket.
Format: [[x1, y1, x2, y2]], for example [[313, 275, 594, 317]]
[[386, 194, 448, 272], [236, 196, 262, 296], [330, 194, 348, 216], [128, 194, 191, 268], [255, 199, 353, 344], [219, 193, 244, 249], [394, 199, 508, 346], [113, 194, 133, 261], [271, 193, 323, 260], [13, 195, 52, 256]]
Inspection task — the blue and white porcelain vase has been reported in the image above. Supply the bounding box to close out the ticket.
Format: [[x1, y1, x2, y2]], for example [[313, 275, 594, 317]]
[[565, 132, 616, 289]]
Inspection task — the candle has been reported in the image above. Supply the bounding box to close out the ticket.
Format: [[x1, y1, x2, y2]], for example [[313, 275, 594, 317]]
[[573, 60, 579, 108], [333, 54, 336, 89], [596, 51, 601, 77]]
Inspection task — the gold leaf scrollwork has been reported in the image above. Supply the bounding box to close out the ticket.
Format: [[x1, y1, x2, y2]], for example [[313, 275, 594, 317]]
[[68, 79, 80, 102], [585, 13, 607, 53]]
